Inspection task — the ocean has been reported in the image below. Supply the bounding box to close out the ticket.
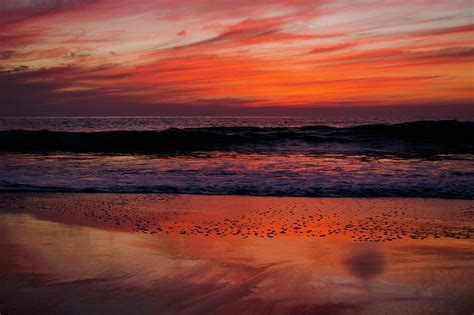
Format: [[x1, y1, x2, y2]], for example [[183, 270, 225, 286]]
[[1, 116, 473, 198]]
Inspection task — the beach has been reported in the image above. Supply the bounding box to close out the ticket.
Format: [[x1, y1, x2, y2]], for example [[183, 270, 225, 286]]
[[1, 192, 473, 314], [2, 0, 474, 312]]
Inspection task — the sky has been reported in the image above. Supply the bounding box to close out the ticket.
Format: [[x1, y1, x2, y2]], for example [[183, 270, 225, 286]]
[[0, 0, 473, 116]]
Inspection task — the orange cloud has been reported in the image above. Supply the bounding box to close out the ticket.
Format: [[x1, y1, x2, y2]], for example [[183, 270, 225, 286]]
[[0, 0, 472, 115]]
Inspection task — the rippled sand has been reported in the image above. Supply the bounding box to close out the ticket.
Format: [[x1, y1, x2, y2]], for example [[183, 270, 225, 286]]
[[0, 193, 473, 314]]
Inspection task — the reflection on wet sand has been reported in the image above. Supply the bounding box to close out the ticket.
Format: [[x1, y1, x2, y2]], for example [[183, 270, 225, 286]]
[[0, 193, 473, 314], [343, 245, 386, 281]]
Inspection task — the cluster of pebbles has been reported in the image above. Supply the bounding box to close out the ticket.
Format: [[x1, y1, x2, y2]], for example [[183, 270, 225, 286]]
[[2, 193, 473, 242]]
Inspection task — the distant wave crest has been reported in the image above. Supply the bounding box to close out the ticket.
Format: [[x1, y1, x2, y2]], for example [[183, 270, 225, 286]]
[[1, 120, 473, 155]]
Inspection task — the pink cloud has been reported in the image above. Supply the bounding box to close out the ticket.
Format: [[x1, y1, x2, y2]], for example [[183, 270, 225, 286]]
[[0, 0, 472, 115]]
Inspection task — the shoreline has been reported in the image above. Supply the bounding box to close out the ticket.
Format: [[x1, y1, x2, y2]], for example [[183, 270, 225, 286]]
[[2, 190, 474, 201]]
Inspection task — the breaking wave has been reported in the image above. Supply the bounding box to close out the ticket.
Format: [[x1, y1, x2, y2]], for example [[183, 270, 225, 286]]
[[1, 120, 473, 155]]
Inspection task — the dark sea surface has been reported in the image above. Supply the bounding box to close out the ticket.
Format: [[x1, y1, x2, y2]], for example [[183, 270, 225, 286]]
[[1, 116, 473, 198]]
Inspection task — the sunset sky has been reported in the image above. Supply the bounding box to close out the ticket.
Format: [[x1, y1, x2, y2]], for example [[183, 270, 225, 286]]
[[0, 0, 473, 115]]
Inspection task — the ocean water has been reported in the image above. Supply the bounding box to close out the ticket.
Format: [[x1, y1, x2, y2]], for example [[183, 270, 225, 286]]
[[1, 117, 473, 198]]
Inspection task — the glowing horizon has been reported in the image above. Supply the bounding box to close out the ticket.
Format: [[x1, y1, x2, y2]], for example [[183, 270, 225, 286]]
[[0, 0, 473, 115]]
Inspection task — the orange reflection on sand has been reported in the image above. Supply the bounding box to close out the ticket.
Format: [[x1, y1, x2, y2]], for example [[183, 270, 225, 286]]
[[4, 193, 472, 243], [1, 203, 473, 314]]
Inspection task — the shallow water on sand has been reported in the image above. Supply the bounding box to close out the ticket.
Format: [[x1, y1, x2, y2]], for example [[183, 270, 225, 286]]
[[2, 152, 474, 199], [0, 194, 473, 314]]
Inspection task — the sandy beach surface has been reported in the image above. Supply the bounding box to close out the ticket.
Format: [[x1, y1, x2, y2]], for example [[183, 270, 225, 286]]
[[0, 193, 473, 314]]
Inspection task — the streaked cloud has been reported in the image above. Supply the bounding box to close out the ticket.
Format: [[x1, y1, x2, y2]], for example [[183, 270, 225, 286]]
[[0, 0, 472, 115]]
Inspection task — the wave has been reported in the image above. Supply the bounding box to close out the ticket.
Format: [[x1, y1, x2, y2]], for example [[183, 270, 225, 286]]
[[1, 120, 473, 155], [2, 182, 472, 199]]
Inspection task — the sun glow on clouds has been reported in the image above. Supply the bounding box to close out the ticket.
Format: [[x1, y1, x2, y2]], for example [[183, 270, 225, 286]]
[[0, 0, 472, 113]]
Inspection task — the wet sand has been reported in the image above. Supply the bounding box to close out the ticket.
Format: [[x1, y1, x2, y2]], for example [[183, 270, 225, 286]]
[[0, 193, 473, 314]]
